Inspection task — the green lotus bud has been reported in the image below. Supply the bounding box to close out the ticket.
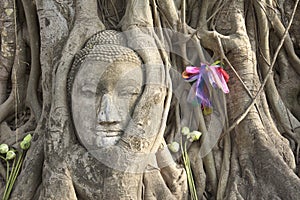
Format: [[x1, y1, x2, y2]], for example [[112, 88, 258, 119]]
[[23, 134, 32, 143], [20, 140, 30, 150], [181, 126, 190, 135], [168, 142, 180, 153], [6, 150, 16, 160], [0, 144, 9, 154], [189, 131, 202, 142]]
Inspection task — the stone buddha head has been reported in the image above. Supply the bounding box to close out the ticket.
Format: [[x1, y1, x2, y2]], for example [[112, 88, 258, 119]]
[[69, 30, 144, 150]]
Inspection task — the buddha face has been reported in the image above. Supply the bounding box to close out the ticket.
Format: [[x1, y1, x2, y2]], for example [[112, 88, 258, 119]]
[[71, 60, 143, 149]]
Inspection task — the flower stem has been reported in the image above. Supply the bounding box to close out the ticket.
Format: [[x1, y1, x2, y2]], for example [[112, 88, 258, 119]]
[[4, 151, 24, 200], [2, 157, 15, 200], [181, 138, 198, 200], [0, 155, 6, 161], [6, 161, 9, 183]]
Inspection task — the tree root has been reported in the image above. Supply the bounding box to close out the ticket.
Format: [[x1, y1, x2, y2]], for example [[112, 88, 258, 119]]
[[21, 0, 42, 121], [49, 0, 105, 116], [188, 142, 207, 199], [156, 0, 179, 29], [254, 0, 300, 155], [195, 107, 218, 197], [0, 31, 27, 124], [0, 0, 16, 104], [275, 48, 300, 120], [220, 0, 299, 136], [143, 169, 176, 200], [216, 117, 231, 199], [121, 10, 170, 152], [186, 0, 200, 28], [1, 115, 36, 147], [214, 1, 300, 199], [39, 0, 105, 198], [5, 0, 299, 199], [258, 0, 300, 76], [225, 138, 243, 200]]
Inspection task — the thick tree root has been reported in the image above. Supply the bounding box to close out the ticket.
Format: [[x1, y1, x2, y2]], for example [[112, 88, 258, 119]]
[[189, 142, 207, 199], [39, 0, 105, 199], [22, 0, 42, 121], [254, 0, 300, 155], [0, 115, 36, 147], [213, 0, 300, 199], [275, 49, 300, 120], [258, 0, 300, 76], [0, 31, 27, 124], [0, 0, 16, 104], [5, 0, 300, 199], [216, 125, 231, 199]]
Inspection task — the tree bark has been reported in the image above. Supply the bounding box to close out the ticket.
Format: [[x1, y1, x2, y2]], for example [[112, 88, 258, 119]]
[[0, 0, 300, 199]]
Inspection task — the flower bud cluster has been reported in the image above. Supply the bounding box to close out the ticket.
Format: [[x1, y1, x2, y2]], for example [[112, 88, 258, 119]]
[[0, 133, 32, 160], [167, 127, 202, 153]]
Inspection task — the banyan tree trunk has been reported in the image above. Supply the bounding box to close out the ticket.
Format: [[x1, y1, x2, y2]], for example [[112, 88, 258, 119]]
[[0, 0, 299, 199]]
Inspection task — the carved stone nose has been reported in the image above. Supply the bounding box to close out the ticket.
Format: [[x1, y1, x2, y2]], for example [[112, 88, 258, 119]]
[[97, 94, 121, 123]]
